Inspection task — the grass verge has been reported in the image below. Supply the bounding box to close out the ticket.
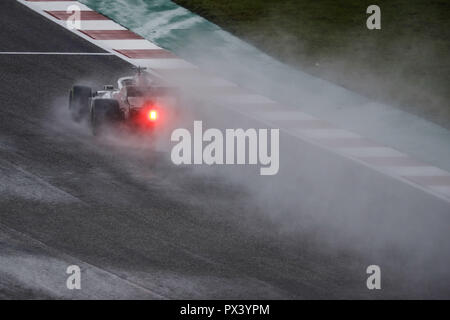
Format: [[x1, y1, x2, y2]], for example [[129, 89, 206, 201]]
[[173, 0, 450, 128]]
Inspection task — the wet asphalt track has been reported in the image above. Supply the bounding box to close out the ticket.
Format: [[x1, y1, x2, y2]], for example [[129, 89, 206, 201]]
[[0, 0, 449, 299]]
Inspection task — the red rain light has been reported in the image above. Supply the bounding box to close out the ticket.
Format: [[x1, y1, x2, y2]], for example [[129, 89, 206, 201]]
[[148, 110, 157, 121]]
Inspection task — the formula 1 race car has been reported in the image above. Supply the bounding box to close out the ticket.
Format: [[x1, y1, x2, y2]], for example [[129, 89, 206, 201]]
[[69, 67, 178, 135]]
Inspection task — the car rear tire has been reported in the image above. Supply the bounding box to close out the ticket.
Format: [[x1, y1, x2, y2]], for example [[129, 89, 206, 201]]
[[90, 99, 121, 136], [69, 85, 92, 122]]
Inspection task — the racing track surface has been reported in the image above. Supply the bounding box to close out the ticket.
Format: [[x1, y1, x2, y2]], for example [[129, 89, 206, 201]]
[[0, 0, 449, 299]]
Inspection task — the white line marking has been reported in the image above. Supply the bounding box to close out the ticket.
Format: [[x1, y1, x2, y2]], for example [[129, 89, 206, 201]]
[[26, 1, 92, 11], [338, 147, 405, 157], [97, 39, 162, 50], [159, 72, 238, 87], [429, 186, 450, 197], [384, 166, 450, 176], [76, 20, 126, 30], [138, 58, 197, 69], [0, 52, 114, 55]]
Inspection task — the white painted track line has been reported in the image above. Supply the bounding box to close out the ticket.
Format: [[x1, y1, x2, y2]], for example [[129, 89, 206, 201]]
[[338, 147, 405, 158], [430, 186, 450, 198], [384, 166, 450, 177], [0, 52, 114, 55], [97, 39, 162, 50], [76, 20, 126, 31], [28, 1, 92, 11], [138, 59, 197, 70]]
